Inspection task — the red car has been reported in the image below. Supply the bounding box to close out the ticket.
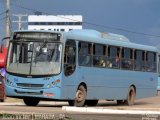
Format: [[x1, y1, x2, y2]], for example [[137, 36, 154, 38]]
[[0, 75, 6, 102]]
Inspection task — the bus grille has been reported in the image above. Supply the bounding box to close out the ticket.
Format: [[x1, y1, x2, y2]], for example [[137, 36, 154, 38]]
[[15, 89, 43, 95], [16, 83, 44, 88]]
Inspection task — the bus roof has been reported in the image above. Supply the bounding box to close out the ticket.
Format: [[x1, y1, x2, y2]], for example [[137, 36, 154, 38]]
[[12, 29, 158, 52], [65, 29, 158, 52]]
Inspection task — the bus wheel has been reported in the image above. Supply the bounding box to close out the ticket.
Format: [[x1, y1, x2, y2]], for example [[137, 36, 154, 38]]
[[72, 85, 87, 107], [23, 98, 40, 106], [85, 100, 98, 106], [126, 86, 136, 106]]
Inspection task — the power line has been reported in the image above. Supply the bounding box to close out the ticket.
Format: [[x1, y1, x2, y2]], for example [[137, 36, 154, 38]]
[[83, 22, 160, 38], [10, 2, 160, 38], [10, 3, 80, 22], [11, 2, 44, 14]]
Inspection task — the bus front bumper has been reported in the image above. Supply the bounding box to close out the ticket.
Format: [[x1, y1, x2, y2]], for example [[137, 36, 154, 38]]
[[5, 84, 61, 99]]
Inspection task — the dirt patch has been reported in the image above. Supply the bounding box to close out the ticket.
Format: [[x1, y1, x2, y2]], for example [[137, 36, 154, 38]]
[[5, 97, 23, 102]]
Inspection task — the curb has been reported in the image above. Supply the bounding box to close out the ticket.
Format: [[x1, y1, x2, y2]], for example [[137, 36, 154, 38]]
[[62, 106, 160, 115]]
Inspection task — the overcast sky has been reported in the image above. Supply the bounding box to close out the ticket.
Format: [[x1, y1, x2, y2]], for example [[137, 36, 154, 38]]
[[0, 0, 160, 47]]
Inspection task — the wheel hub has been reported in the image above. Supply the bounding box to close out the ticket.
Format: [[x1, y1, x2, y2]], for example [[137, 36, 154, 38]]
[[76, 90, 84, 102]]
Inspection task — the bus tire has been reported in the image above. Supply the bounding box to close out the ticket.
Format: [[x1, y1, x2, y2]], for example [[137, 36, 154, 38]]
[[85, 100, 98, 106], [69, 85, 86, 107], [23, 98, 40, 106], [126, 86, 136, 106]]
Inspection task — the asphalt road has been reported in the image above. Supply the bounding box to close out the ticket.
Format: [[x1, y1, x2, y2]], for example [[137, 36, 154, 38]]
[[0, 104, 144, 120], [0, 103, 142, 120], [0, 97, 160, 120]]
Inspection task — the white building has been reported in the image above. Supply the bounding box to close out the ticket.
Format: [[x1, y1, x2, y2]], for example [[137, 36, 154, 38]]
[[28, 15, 82, 32]]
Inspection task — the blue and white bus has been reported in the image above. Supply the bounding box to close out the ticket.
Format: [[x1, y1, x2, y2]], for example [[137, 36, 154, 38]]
[[5, 29, 158, 107]]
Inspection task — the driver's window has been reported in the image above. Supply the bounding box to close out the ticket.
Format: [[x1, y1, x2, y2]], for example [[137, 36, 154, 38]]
[[64, 39, 76, 76]]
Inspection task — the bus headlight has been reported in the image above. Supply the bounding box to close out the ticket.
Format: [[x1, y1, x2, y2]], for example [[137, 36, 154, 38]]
[[6, 79, 13, 86], [47, 79, 61, 88], [47, 84, 51, 88]]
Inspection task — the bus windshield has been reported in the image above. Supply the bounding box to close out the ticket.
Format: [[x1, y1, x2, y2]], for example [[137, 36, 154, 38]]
[[7, 41, 62, 76]]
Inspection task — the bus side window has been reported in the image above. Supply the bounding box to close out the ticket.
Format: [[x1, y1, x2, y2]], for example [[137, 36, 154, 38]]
[[78, 42, 92, 66], [93, 44, 106, 67], [108, 46, 120, 69], [134, 50, 145, 71], [121, 48, 133, 70], [146, 52, 156, 72], [64, 40, 76, 76]]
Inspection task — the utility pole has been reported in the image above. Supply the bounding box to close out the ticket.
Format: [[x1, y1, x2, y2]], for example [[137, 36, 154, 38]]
[[6, 0, 10, 47], [13, 14, 27, 30]]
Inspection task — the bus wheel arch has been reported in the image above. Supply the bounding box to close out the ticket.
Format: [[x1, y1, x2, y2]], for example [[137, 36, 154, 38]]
[[131, 84, 136, 94], [126, 85, 136, 106], [78, 82, 87, 92], [68, 82, 87, 107]]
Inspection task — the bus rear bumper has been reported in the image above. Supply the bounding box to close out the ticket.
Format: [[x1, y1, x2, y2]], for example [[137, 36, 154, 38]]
[[5, 84, 61, 99]]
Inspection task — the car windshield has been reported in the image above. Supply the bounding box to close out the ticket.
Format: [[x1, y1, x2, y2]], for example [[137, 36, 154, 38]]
[[7, 41, 62, 76]]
